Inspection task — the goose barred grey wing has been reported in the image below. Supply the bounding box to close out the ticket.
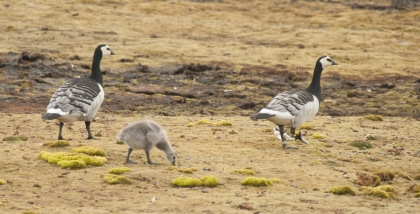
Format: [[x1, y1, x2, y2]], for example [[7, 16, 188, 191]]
[[266, 90, 314, 115], [43, 78, 104, 122]]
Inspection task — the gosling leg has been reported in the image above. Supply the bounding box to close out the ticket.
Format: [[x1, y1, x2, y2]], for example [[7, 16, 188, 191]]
[[126, 148, 137, 164]]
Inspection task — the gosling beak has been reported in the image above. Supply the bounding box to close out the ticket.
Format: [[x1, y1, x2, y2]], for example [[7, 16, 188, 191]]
[[172, 161, 176, 166]]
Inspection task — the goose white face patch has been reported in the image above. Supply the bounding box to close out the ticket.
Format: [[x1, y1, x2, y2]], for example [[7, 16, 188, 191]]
[[101, 45, 114, 56], [320, 56, 337, 69]]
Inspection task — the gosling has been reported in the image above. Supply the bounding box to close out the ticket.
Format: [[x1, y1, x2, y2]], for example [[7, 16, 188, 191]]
[[117, 120, 176, 165]]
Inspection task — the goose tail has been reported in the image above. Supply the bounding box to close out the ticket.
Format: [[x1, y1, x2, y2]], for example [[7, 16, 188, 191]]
[[42, 113, 61, 120]]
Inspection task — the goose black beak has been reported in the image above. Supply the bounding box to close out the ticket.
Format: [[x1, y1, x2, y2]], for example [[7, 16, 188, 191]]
[[332, 60, 338, 65], [110, 50, 115, 55]]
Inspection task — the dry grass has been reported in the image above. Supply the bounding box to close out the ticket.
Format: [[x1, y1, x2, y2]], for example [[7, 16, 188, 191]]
[[1, 0, 420, 213]]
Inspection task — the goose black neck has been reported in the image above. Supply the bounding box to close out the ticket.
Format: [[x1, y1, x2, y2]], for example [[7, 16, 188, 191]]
[[306, 62, 323, 100], [90, 48, 103, 86]]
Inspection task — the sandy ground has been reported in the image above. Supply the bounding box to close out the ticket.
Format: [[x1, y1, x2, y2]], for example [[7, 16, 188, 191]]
[[1, 0, 420, 213]]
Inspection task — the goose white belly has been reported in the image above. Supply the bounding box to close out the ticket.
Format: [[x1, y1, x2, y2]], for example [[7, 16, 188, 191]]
[[260, 96, 319, 127]]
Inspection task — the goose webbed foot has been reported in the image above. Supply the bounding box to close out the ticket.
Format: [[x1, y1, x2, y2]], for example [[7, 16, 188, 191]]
[[281, 142, 298, 149], [295, 131, 309, 144], [273, 128, 294, 141], [126, 159, 138, 164]]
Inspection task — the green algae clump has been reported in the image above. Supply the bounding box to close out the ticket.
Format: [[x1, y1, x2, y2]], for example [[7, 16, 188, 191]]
[[200, 175, 219, 187], [172, 177, 202, 187], [108, 167, 131, 175], [57, 160, 86, 169], [360, 185, 397, 199], [241, 177, 272, 187], [0, 179, 5, 185], [39, 151, 107, 168], [300, 123, 313, 130], [188, 119, 232, 127], [234, 167, 255, 175], [349, 141, 372, 149], [103, 174, 130, 184], [72, 146, 105, 156], [43, 140, 70, 148], [178, 167, 198, 174], [312, 133, 325, 139], [364, 115, 383, 121], [270, 178, 281, 183], [2, 135, 28, 141], [329, 186, 356, 196], [214, 120, 232, 126]]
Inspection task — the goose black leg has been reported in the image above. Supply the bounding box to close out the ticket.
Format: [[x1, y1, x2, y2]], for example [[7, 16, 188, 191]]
[[276, 125, 296, 149], [85, 121, 94, 140], [58, 122, 64, 140], [126, 148, 137, 164]]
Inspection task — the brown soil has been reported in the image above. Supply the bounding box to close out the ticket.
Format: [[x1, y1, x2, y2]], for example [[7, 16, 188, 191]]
[[1, 0, 420, 213]]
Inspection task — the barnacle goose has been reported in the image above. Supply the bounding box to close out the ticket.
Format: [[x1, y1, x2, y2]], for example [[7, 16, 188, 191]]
[[42, 44, 114, 140], [251, 56, 337, 149]]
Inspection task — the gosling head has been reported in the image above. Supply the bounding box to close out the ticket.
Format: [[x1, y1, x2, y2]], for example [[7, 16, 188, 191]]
[[165, 150, 177, 166]]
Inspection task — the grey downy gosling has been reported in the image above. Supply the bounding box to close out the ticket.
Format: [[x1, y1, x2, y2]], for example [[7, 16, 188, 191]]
[[251, 56, 338, 149], [117, 120, 177, 166], [42, 44, 114, 140]]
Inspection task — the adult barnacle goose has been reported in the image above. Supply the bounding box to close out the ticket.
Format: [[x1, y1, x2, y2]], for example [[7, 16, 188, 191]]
[[42, 44, 114, 140], [251, 56, 337, 149]]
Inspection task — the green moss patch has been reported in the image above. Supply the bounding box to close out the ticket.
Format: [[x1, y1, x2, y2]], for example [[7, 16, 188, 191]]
[[42, 140, 70, 148], [187, 119, 232, 127], [213, 120, 232, 126], [312, 133, 325, 139], [166, 166, 198, 174], [39, 151, 107, 169], [178, 167, 198, 174], [364, 115, 383, 121], [57, 160, 86, 169], [108, 167, 131, 175], [172, 175, 220, 188], [234, 167, 255, 175], [270, 178, 281, 183], [200, 175, 219, 187], [241, 177, 272, 187], [349, 141, 372, 149], [360, 185, 397, 199], [299, 123, 313, 130], [72, 146, 105, 156], [103, 174, 130, 184], [172, 177, 203, 187], [329, 186, 356, 196], [2, 135, 28, 142]]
